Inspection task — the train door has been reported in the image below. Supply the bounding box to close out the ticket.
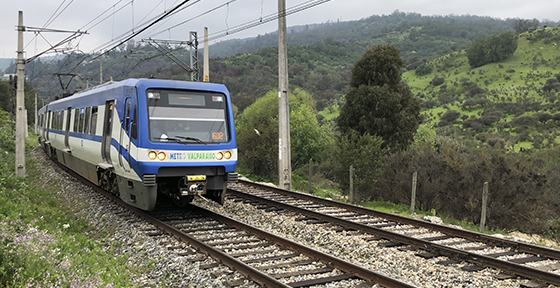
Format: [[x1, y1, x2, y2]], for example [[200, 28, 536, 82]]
[[64, 107, 72, 151], [119, 98, 134, 172], [101, 100, 114, 164], [46, 111, 51, 141]]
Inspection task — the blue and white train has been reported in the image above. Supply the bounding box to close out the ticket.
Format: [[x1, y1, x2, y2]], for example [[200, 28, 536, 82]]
[[36, 78, 238, 211]]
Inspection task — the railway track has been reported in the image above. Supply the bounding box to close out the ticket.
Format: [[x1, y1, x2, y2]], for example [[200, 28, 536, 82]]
[[228, 179, 560, 287], [145, 204, 416, 287], [55, 162, 416, 287]]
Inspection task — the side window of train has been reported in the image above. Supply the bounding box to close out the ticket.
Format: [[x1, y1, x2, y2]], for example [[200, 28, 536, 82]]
[[84, 107, 91, 135], [131, 107, 137, 139], [90, 106, 98, 135], [55, 111, 61, 130], [73, 108, 79, 132], [78, 108, 85, 133]]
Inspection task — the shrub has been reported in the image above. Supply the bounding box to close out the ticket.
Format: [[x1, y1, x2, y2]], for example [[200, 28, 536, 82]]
[[462, 98, 491, 109], [466, 86, 486, 97], [543, 78, 560, 92], [439, 110, 461, 123], [331, 131, 385, 201], [430, 76, 444, 86], [376, 141, 560, 236], [511, 115, 539, 128], [415, 64, 433, 76]]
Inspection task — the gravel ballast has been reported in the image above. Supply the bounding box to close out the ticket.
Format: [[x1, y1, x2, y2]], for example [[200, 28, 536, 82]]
[[33, 147, 558, 287]]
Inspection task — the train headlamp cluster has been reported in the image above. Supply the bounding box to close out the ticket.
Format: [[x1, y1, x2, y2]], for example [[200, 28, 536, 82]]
[[147, 150, 167, 161], [216, 150, 233, 160], [147, 150, 233, 161]]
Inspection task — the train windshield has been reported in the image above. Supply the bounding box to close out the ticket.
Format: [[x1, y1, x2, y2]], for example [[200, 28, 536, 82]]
[[146, 89, 229, 144]]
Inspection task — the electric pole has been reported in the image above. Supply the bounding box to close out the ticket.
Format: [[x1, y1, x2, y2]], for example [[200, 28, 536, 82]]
[[204, 27, 209, 82], [100, 56, 103, 85], [15, 11, 26, 177], [278, 0, 291, 190], [189, 31, 199, 81]]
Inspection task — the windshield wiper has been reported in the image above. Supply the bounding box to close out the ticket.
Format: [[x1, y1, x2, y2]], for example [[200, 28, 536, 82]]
[[154, 137, 190, 145], [175, 136, 206, 144]]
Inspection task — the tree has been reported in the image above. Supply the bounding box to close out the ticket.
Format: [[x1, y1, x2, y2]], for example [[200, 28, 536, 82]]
[[338, 44, 422, 151], [467, 32, 518, 68], [415, 63, 432, 76], [0, 81, 10, 114], [514, 19, 539, 34], [349, 44, 403, 89], [236, 89, 330, 179]]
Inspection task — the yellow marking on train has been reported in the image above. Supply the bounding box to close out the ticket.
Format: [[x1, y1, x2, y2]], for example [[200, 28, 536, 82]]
[[187, 175, 206, 181]]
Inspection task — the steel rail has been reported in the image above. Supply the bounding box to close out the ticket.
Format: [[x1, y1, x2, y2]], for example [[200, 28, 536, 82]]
[[236, 180, 560, 258], [54, 161, 416, 288], [230, 180, 560, 286], [54, 162, 291, 288], [126, 204, 293, 288], [189, 204, 417, 288]]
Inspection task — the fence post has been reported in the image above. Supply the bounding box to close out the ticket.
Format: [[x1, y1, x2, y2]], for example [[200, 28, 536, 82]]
[[480, 182, 489, 233], [308, 158, 313, 194], [349, 165, 354, 203], [410, 172, 417, 215]]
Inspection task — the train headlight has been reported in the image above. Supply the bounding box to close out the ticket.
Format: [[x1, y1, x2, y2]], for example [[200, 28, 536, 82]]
[[157, 151, 167, 161], [148, 150, 157, 160], [224, 150, 232, 160], [216, 151, 224, 160]]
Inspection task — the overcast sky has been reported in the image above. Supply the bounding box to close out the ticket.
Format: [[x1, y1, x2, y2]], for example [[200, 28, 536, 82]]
[[0, 0, 558, 59]]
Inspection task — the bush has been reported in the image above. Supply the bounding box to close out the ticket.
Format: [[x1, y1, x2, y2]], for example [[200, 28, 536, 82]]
[[511, 115, 539, 128], [466, 86, 486, 97], [415, 64, 433, 76], [467, 32, 518, 67], [462, 98, 491, 109], [543, 78, 560, 92], [376, 140, 560, 236], [439, 110, 461, 124], [430, 76, 445, 86], [330, 131, 385, 202]]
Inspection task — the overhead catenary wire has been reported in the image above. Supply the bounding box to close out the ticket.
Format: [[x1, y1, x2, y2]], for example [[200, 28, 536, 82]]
[[147, 0, 238, 39], [43, 0, 73, 28], [24, 0, 75, 51], [80, 0, 128, 31], [36, 0, 334, 94], [206, 0, 333, 43], [90, 0, 195, 55]]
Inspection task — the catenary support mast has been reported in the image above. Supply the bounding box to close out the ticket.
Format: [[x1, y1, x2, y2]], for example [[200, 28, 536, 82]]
[[15, 11, 26, 177], [278, 0, 291, 190]]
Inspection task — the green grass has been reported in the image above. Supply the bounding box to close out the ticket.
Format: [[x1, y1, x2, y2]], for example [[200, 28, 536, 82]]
[[0, 120, 138, 287]]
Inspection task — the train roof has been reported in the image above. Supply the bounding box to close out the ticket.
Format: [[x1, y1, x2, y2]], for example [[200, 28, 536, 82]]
[[43, 78, 229, 110]]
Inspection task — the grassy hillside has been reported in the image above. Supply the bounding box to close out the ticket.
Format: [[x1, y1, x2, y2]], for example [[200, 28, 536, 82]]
[[13, 12, 523, 105], [401, 27, 560, 151]]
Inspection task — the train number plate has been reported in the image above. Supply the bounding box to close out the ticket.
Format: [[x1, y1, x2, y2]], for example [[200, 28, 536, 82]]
[[187, 175, 206, 181]]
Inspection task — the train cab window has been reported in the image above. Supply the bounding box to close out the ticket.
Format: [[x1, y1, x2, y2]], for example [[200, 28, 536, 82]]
[[146, 89, 229, 143], [84, 107, 91, 134], [90, 107, 98, 135], [73, 108, 79, 132]]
